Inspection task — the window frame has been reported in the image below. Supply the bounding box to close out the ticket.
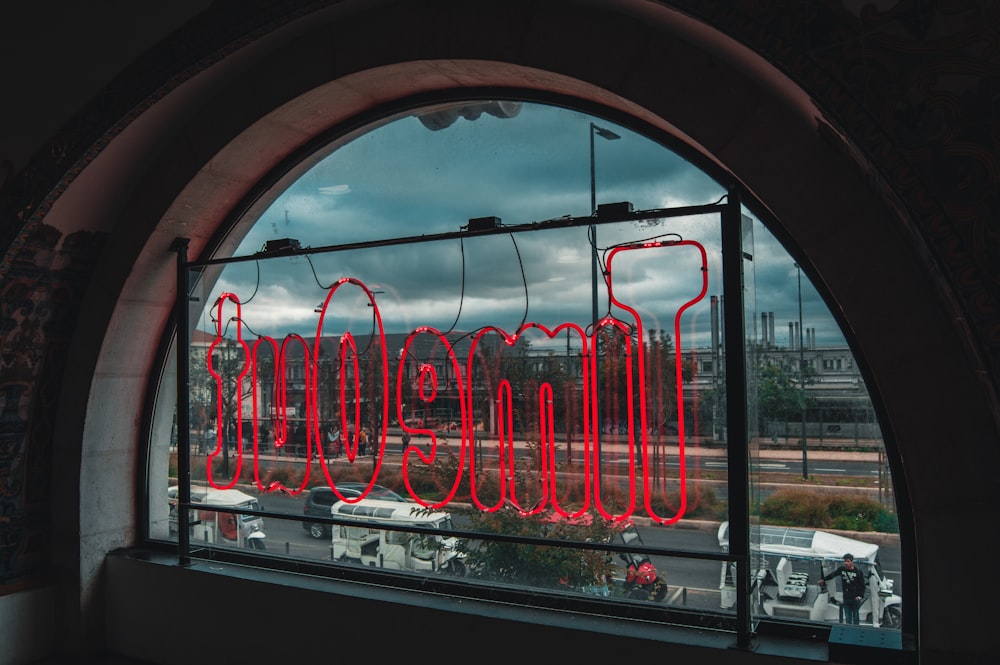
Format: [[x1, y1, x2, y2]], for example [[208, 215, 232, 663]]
[[168, 182, 759, 640], [148, 94, 908, 654]]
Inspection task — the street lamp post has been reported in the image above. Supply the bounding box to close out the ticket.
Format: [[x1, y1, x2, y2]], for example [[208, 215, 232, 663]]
[[795, 263, 808, 479], [589, 122, 620, 448], [565, 328, 573, 464], [589, 122, 621, 324]]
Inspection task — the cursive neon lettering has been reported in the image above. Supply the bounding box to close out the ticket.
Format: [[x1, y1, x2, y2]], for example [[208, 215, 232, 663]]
[[201, 240, 707, 524]]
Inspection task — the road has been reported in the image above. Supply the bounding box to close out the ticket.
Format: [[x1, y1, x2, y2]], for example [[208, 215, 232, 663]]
[[239, 433, 886, 483], [241, 492, 901, 613], [185, 437, 897, 614]]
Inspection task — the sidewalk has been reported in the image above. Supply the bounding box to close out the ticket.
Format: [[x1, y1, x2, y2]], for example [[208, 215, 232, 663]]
[[225, 432, 881, 467]]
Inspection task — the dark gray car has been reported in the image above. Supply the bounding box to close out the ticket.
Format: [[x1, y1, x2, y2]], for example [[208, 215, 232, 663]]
[[302, 483, 407, 538]]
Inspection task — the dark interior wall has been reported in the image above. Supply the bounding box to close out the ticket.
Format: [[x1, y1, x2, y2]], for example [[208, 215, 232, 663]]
[[1, 2, 998, 663]]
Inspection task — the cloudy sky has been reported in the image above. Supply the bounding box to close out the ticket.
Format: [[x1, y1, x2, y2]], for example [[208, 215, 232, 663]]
[[195, 101, 845, 353]]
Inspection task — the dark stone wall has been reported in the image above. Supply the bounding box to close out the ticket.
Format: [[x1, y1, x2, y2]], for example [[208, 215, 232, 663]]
[[673, 0, 999, 382], [0, 224, 105, 585]]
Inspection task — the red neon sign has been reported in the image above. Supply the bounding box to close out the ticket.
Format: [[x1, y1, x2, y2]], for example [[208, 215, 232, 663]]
[[201, 240, 708, 524]]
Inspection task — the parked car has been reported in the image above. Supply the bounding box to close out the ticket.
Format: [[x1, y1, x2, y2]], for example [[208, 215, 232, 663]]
[[302, 483, 408, 538]]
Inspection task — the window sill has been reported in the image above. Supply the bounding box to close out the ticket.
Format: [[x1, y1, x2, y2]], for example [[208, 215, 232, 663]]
[[105, 548, 911, 664]]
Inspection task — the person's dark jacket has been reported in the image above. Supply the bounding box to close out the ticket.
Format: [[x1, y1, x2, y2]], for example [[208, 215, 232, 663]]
[[821, 564, 866, 600]]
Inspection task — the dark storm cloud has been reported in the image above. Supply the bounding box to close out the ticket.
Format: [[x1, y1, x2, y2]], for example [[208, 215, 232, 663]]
[[213, 102, 840, 350]]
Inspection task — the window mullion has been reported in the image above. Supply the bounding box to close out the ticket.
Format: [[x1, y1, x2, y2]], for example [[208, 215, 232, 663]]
[[721, 186, 753, 648]]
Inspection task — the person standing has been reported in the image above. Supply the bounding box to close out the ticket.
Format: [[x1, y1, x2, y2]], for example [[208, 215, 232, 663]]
[[358, 427, 369, 456], [819, 553, 867, 625], [327, 426, 341, 459], [201, 427, 215, 455]]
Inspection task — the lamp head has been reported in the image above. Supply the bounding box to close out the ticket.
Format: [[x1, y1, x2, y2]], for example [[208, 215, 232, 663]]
[[592, 124, 621, 141]]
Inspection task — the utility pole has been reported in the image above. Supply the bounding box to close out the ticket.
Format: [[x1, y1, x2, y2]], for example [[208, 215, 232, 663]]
[[589, 122, 620, 455], [566, 328, 573, 464]]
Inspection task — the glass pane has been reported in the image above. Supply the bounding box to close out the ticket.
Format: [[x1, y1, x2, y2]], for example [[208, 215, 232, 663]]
[[735, 216, 902, 629]]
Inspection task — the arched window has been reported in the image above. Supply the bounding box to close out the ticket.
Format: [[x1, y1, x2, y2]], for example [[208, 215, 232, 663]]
[[148, 99, 901, 641]]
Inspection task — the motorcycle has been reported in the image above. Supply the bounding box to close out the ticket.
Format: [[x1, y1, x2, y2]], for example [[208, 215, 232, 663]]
[[620, 553, 669, 601]]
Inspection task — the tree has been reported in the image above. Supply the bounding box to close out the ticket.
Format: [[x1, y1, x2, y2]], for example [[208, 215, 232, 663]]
[[471, 334, 573, 440], [360, 335, 387, 465], [459, 507, 620, 592], [188, 337, 259, 479], [642, 329, 681, 436], [597, 326, 681, 436], [757, 360, 817, 423]]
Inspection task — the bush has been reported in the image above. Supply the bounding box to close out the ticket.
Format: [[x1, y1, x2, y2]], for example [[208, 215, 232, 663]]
[[760, 489, 898, 532], [403, 441, 471, 501], [648, 484, 726, 521], [260, 463, 298, 488], [460, 507, 620, 591]]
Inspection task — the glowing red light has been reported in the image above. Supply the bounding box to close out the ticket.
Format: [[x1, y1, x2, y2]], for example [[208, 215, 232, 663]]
[[199, 240, 708, 525]]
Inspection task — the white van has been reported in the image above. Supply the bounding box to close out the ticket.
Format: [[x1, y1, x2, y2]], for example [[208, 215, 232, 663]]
[[330, 498, 464, 575], [168, 485, 266, 550], [717, 522, 901, 628]]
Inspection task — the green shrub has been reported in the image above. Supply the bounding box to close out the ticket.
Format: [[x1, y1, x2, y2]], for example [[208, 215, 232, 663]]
[[871, 509, 900, 533], [760, 489, 831, 526], [261, 463, 297, 487], [761, 489, 898, 532], [460, 507, 620, 591], [648, 484, 726, 521]]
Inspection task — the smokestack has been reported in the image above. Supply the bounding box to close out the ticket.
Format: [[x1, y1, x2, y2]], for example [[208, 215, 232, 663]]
[[711, 296, 720, 349], [761, 313, 769, 346], [789, 322, 795, 349], [769, 312, 775, 349]]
